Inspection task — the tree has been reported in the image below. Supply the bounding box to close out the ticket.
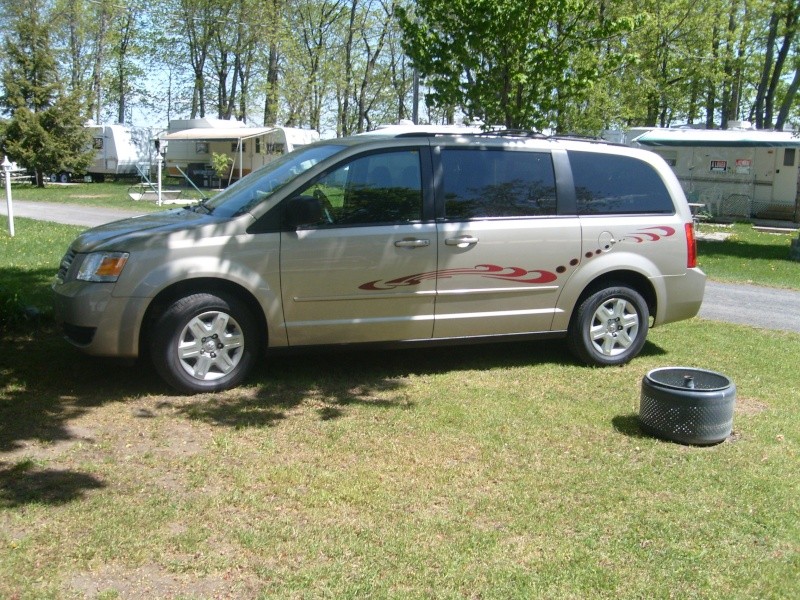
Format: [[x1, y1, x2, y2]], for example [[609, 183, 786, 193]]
[[398, 0, 632, 130], [751, 0, 799, 130], [0, 0, 92, 186]]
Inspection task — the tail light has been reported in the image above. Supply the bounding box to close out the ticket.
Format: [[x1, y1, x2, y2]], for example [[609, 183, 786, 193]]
[[685, 222, 697, 268]]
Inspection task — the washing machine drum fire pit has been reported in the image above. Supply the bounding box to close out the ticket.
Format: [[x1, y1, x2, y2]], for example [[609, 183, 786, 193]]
[[639, 367, 736, 445]]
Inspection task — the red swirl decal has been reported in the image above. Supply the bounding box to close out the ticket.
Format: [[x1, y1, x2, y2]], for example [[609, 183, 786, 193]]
[[623, 226, 676, 243], [360, 264, 558, 291]]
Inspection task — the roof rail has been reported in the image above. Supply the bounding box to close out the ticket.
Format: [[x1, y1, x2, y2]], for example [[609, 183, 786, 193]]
[[474, 129, 549, 139]]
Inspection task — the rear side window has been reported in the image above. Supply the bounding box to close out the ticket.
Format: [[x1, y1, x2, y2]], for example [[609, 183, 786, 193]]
[[441, 148, 556, 219], [569, 151, 674, 215]]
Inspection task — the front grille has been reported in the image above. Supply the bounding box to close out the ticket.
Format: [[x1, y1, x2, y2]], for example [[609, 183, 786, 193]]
[[57, 248, 77, 281]]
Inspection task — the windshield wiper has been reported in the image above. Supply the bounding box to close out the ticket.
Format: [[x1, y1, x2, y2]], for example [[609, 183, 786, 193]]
[[188, 198, 214, 214]]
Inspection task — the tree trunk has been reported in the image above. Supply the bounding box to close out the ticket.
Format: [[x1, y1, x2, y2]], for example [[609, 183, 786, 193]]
[[754, 11, 779, 129], [775, 67, 800, 131], [263, 43, 280, 125]]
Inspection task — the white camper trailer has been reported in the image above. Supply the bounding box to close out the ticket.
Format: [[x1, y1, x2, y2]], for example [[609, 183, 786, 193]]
[[86, 123, 155, 182], [634, 128, 800, 221], [162, 119, 319, 186]]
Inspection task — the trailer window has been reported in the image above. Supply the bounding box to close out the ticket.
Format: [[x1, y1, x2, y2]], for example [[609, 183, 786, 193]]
[[784, 149, 796, 167]]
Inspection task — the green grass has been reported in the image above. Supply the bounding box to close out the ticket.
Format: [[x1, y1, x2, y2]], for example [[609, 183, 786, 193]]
[[1, 319, 798, 598], [5, 179, 203, 211], [697, 222, 799, 289], [0, 219, 84, 328], [1, 216, 799, 597]]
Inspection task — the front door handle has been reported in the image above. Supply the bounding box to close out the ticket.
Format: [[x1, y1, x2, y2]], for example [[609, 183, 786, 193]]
[[394, 238, 431, 249], [445, 235, 479, 247]]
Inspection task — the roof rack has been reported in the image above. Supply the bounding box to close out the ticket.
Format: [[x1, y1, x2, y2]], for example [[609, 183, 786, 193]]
[[474, 129, 548, 139]]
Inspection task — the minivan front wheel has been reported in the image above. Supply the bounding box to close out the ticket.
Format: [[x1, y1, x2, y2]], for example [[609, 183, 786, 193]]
[[568, 285, 649, 366], [151, 292, 259, 393]]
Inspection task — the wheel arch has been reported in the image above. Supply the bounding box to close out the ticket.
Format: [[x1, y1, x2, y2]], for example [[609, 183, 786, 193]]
[[564, 269, 658, 330], [139, 277, 268, 359]]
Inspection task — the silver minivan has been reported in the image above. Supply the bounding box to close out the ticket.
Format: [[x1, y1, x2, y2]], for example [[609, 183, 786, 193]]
[[53, 130, 706, 393]]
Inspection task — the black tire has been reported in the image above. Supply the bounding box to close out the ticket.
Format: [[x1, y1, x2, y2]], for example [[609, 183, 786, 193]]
[[567, 285, 649, 366], [150, 292, 260, 393]]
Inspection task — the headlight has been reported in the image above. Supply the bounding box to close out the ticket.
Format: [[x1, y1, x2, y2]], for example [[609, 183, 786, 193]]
[[77, 252, 130, 282]]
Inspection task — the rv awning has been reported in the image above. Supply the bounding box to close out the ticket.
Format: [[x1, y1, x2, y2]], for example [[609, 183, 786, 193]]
[[160, 127, 278, 142], [635, 129, 800, 148]]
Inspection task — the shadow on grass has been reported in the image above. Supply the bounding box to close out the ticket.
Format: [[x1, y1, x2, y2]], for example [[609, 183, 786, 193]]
[[0, 324, 594, 443], [175, 339, 580, 428], [1, 322, 671, 456], [0, 327, 165, 454], [611, 413, 649, 440], [0, 266, 60, 325], [0, 460, 106, 508]]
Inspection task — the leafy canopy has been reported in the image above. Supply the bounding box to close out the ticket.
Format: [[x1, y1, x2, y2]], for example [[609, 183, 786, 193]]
[[398, 0, 634, 130], [0, 1, 93, 185]]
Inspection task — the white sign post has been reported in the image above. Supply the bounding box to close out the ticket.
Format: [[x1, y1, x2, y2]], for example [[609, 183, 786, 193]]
[[2, 156, 14, 237], [157, 154, 163, 206]]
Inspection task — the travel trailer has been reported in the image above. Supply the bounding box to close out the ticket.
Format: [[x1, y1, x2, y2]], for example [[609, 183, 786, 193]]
[[161, 118, 319, 186], [633, 127, 800, 221], [85, 123, 156, 182]]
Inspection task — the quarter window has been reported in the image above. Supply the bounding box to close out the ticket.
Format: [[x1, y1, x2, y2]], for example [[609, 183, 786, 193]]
[[569, 151, 674, 215], [441, 149, 557, 219]]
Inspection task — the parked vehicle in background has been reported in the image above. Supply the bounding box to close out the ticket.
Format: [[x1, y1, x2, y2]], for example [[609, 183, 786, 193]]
[[85, 123, 157, 182], [53, 127, 706, 393], [161, 118, 319, 187], [51, 123, 156, 183]]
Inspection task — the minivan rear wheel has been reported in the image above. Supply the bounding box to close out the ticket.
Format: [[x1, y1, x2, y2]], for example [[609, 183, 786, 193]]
[[568, 285, 649, 366], [150, 292, 259, 393]]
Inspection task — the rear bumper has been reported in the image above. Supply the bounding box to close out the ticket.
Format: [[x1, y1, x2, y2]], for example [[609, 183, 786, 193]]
[[657, 268, 706, 325]]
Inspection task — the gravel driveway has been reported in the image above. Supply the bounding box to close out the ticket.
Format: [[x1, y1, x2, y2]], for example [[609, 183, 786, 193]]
[[699, 280, 800, 334]]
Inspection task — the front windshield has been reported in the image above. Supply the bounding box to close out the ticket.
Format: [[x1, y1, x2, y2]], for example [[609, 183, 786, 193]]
[[203, 144, 344, 218]]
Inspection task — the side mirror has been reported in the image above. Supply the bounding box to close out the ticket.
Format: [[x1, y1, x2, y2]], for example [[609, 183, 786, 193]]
[[286, 195, 323, 229]]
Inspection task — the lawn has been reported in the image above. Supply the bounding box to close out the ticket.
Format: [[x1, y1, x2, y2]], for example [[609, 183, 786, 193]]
[[4, 179, 204, 211], [1, 210, 799, 598], [697, 222, 800, 289]]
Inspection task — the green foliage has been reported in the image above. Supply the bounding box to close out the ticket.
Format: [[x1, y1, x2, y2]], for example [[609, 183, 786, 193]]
[[211, 152, 232, 181], [1, 0, 797, 139], [0, 0, 60, 114], [398, 0, 634, 130], [3, 96, 94, 184], [0, 1, 93, 185]]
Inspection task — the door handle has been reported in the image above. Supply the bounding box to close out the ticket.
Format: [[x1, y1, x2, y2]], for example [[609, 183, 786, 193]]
[[394, 238, 431, 248], [445, 235, 479, 247]]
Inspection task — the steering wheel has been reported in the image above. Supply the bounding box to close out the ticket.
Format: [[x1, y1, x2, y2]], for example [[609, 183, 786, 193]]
[[313, 188, 335, 224]]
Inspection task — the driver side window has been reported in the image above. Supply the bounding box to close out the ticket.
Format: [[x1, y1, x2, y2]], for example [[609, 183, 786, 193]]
[[307, 149, 423, 226]]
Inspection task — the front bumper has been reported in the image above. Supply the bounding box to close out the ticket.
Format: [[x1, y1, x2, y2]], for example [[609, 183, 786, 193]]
[[52, 280, 148, 358]]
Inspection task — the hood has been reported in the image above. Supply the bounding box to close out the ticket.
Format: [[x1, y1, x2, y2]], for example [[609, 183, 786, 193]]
[[70, 207, 232, 252]]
